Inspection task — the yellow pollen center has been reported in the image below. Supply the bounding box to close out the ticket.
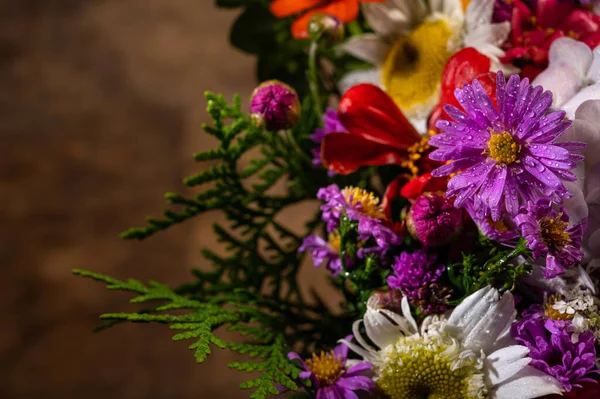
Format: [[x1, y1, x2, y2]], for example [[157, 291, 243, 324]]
[[305, 351, 344, 386], [327, 231, 341, 253], [487, 216, 508, 233], [545, 295, 574, 321], [538, 215, 571, 252], [378, 335, 486, 399], [487, 132, 520, 165], [381, 20, 454, 116], [401, 135, 432, 178], [341, 187, 386, 220]]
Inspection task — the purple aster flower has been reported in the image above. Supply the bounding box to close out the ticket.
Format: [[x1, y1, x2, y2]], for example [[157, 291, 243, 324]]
[[250, 80, 300, 131], [511, 311, 599, 392], [514, 197, 585, 278], [465, 198, 519, 245], [299, 233, 343, 276], [387, 250, 445, 297], [288, 336, 374, 399], [429, 71, 585, 222], [310, 108, 346, 170], [317, 184, 401, 252], [406, 193, 463, 247]]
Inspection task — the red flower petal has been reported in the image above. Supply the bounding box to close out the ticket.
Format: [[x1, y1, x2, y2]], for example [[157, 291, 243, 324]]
[[270, 0, 323, 17], [321, 132, 407, 175], [535, 0, 576, 28], [289, 0, 360, 39], [399, 173, 448, 201], [382, 175, 408, 219], [428, 48, 496, 131], [338, 84, 421, 149]]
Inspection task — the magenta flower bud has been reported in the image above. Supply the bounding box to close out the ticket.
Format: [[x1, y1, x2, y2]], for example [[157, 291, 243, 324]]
[[250, 80, 300, 131], [308, 14, 344, 43], [369, 289, 404, 314], [406, 193, 462, 247]]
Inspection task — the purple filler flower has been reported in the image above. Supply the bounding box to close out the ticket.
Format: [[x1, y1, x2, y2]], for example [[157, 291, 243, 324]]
[[310, 108, 346, 169], [514, 197, 585, 278], [429, 71, 584, 222], [387, 250, 445, 297], [288, 337, 374, 399], [250, 80, 300, 131], [511, 312, 598, 392], [299, 234, 343, 276]]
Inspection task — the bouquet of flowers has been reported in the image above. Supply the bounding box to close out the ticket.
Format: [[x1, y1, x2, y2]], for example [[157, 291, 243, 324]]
[[77, 0, 600, 398]]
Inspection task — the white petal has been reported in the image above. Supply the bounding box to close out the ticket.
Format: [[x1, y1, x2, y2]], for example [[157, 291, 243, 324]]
[[464, 22, 510, 62], [338, 68, 381, 94], [490, 366, 562, 399], [430, 0, 464, 22], [533, 63, 583, 109], [485, 345, 531, 386], [562, 82, 600, 119], [574, 99, 600, 129], [586, 46, 600, 82], [401, 296, 418, 333], [466, 0, 495, 33], [563, 181, 588, 224], [340, 34, 390, 65], [462, 291, 516, 353], [363, 307, 403, 349], [549, 37, 593, 78], [362, 0, 427, 39], [522, 264, 571, 296], [560, 118, 600, 172], [379, 308, 417, 336], [446, 286, 495, 341], [339, 338, 375, 362]]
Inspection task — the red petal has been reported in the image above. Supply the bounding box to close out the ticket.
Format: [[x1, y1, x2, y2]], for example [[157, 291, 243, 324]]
[[270, 0, 322, 17], [382, 175, 408, 219], [399, 173, 448, 201], [290, 0, 360, 39], [535, 0, 576, 28], [321, 131, 407, 175], [338, 84, 420, 150]]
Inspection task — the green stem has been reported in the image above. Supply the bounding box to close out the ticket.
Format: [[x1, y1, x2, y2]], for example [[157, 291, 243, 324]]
[[308, 41, 324, 123], [346, 20, 363, 36]]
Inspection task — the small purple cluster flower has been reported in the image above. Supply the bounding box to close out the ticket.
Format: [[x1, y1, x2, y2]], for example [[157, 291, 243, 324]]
[[387, 250, 445, 297]]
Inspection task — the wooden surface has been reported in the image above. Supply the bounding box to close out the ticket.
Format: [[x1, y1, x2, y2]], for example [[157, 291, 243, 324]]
[[0, 1, 328, 398]]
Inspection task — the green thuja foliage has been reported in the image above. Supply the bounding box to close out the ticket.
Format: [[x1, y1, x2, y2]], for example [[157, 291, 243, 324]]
[[76, 92, 365, 398]]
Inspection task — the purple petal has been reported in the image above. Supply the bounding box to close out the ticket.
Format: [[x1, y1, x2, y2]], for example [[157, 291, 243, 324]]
[[344, 362, 373, 377], [336, 376, 375, 392]]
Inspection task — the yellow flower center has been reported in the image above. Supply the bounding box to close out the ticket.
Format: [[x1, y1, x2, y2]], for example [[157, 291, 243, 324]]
[[538, 215, 571, 252], [305, 351, 344, 386], [487, 132, 520, 165], [341, 187, 386, 220], [378, 333, 486, 399], [544, 294, 574, 321], [487, 217, 508, 233], [401, 134, 432, 178], [381, 19, 454, 117], [327, 231, 341, 253]]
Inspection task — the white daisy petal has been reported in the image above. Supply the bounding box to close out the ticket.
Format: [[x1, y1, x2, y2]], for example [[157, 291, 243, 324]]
[[464, 22, 510, 62], [338, 68, 381, 94], [446, 286, 495, 340], [485, 345, 531, 385], [401, 296, 418, 332], [490, 366, 562, 399], [575, 98, 600, 128], [340, 34, 390, 65], [563, 180, 589, 224], [548, 37, 593, 78], [466, 0, 494, 33], [363, 307, 404, 349], [462, 291, 516, 353], [429, 0, 464, 22], [362, 0, 427, 39]]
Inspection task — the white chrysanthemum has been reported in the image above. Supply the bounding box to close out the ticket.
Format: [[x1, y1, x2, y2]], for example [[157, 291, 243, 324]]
[[340, 0, 511, 130], [342, 286, 562, 399]]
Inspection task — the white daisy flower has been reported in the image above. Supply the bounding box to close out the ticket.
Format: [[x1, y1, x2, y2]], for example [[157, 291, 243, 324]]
[[339, 0, 511, 129], [342, 286, 562, 399]]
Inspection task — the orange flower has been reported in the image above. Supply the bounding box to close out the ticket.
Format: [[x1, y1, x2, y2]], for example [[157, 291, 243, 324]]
[[270, 0, 384, 39]]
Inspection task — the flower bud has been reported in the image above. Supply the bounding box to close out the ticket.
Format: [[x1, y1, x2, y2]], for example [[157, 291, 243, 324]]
[[308, 14, 344, 43], [369, 289, 404, 314], [406, 193, 462, 247], [250, 80, 300, 131]]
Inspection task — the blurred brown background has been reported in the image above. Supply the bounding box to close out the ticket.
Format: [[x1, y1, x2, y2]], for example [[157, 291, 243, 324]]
[[0, 1, 325, 398]]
